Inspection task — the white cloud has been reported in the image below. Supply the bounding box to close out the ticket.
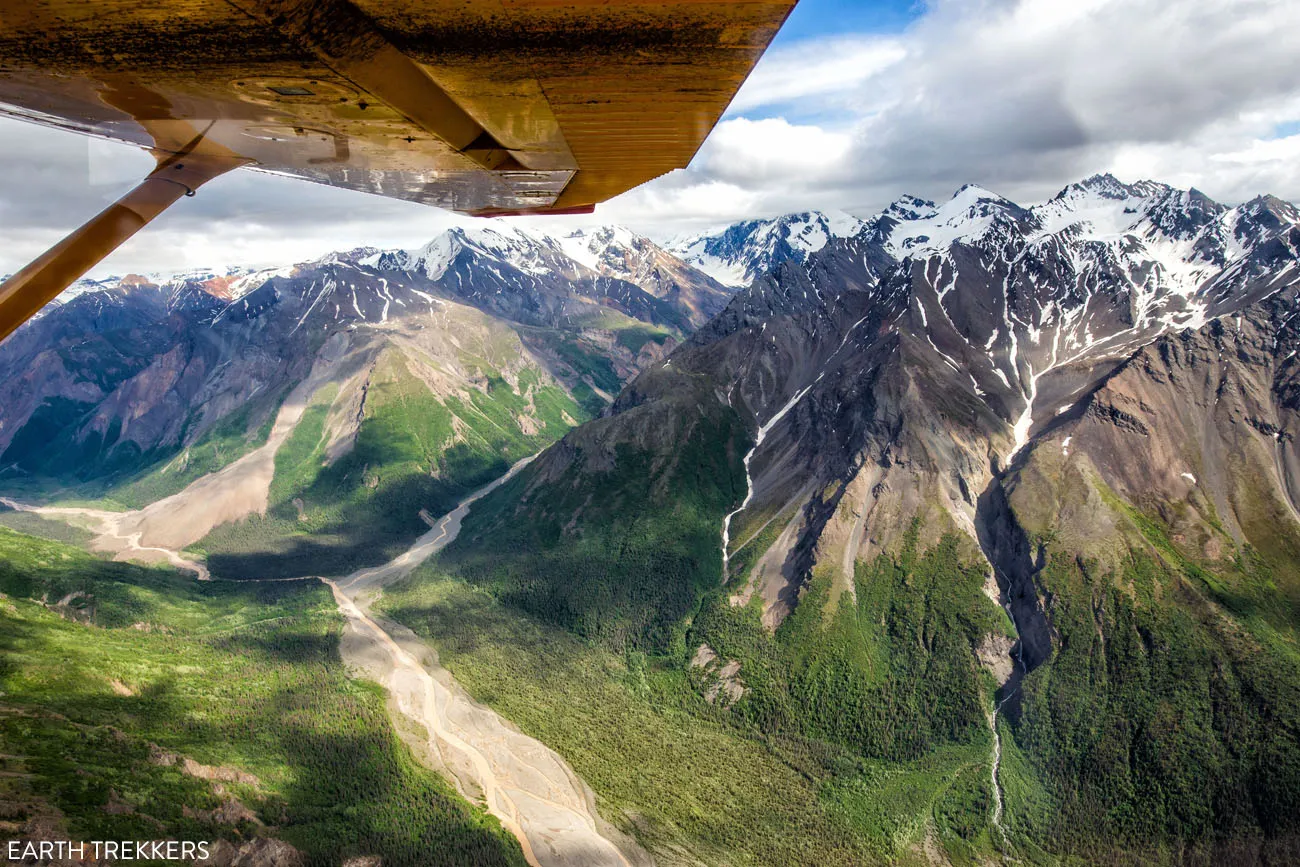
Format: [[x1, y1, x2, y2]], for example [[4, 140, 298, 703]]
[[726, 36, 906, 116], [1210, 135, 1300, 167], [696, 118, 852, 186], [578, 177, 767, 239], [629, 0, 1300, 236]]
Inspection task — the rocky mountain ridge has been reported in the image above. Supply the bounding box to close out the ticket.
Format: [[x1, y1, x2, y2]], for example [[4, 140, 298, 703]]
[[670, 209, 869, 287], [0, 221, 733, 484], [439, 174, 1300, 861]]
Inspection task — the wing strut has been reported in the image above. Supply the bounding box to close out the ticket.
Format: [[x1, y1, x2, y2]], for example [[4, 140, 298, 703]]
[[0, 136, 248, 342]]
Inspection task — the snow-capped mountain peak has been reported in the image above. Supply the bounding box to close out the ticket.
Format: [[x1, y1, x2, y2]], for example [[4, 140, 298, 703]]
[[1138, 187, 1227, 246], [669, 209, 869, 288], [1031, 175, 1170, 240], [373, 225, 557, 282], [880, 194, 939, 223], [457, 225, 569, 276], [699, 176, 1300, 478], [875, 184, 1031, 257], [550, 225, 651, 276]]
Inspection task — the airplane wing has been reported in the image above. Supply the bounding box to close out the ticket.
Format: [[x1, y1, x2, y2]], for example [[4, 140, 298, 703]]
[[0, 0, 797, 216], [0, 0, 797, 339]]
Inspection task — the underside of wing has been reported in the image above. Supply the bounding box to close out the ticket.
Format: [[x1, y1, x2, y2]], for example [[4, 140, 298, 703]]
[[0, 0, 796, 215]]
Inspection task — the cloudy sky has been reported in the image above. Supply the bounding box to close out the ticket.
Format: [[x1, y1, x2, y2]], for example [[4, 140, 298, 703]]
[[4, 0, 1300, 277]]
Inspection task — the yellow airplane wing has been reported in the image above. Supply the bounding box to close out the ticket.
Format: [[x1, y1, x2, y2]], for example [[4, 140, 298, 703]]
[[0, 0, 798, 338]]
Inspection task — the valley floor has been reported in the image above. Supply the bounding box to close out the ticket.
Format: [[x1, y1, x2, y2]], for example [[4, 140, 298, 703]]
[[325, 459, 649, 867], [2, 461, 647, 867], [0, 529, 527, 867]]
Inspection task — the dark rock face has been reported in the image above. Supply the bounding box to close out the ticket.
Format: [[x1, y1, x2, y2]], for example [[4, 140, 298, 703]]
[[974, 475, 1052, 685], [481, 177, 1300, 636], [1012, 296, 1300, 568]]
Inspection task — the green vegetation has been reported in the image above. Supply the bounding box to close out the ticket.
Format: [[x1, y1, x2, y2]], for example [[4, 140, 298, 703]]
[[0, 386, 285, 509], [822, 742, 997, 861], [397, 466, 1018, 867], [0, 396, 105, 477], [194, 351, 589, 580], [516, 326, 626, 416], [380, 567, 876, 866], [612, 324, 672, 356], [696, 529, 1005, 764], [104, 395, 282, 509], [403, 382, 1300, 866], [408, 373, 1025, 862], [0, 527, 525, 867], [0, 505, 94, 545], [688, 528, 1008, 862], [445, 408, 747, 652], [1003, 518, 1300, 862], [0, 387, 284, 514]]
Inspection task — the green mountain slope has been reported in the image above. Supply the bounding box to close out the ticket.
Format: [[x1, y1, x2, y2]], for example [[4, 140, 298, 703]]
[[0, 527, 525, 867], [190, 314, 595, 579], [988, 311, 1300, 863], [396, 222, 1300, 863], [442, 365, 747, 650], [381, 566, 927, 867]]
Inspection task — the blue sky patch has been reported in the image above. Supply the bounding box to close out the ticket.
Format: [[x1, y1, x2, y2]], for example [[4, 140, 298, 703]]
[[774, 0, 924, 45], [1270, 120, 1300, 139]]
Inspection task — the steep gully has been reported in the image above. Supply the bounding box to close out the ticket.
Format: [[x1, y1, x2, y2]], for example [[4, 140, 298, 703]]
[[975, 473, 1052, 845], [720, 385, 812, 577], [973, 295, 1075, 840], [719, 359, 1056, 847], [975, 325, 1059, 845], [6, 459, 647, 867]]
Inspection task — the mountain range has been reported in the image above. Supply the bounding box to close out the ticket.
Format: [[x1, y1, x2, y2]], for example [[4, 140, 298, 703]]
[[0, 222, 727, 575], [434, 174, 1300, 863], [1, 174, 1299, 866]]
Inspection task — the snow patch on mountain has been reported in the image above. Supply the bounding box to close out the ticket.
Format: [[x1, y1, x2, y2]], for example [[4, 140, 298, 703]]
[[371, 225, 575, 283], [881, 184, 1026, 257], [397, 232, 461, 280], [862, 175, 1300, 461], [670, 210, 869, 287], [1032, 174, 1170, 240], [551, 225, 644, 274], [49, 277, 117, 309]]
